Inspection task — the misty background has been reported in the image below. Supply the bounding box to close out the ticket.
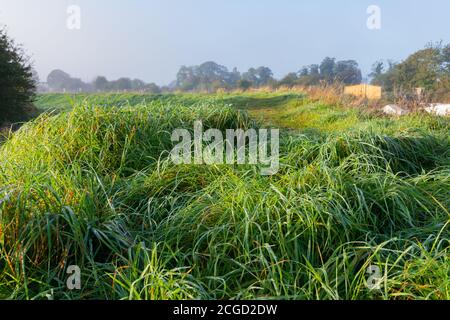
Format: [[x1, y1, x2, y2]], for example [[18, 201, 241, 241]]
[[0, 0, 449, 86]]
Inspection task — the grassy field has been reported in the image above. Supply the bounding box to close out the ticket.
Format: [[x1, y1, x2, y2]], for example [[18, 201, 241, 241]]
[[0, 92, 449, 300]]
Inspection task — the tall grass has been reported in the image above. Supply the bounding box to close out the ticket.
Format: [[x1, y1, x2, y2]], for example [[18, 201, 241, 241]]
[[0, 93, 449, 300]]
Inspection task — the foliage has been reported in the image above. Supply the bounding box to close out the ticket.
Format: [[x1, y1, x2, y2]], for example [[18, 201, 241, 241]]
[[0, 28, 36, 123], [46, 71, 161, 94], [0, 93, 448, 300], [280, 58, 362, 88], [176, 62, 274, 92], [370, 42, 450, 98], [47, 69, 89, 92]]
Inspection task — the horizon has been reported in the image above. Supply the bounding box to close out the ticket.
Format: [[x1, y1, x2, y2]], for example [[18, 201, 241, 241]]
[[0, 0, 449, 86]]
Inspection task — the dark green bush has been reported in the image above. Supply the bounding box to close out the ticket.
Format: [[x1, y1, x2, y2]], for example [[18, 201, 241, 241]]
[[0, 28, 36, 124]]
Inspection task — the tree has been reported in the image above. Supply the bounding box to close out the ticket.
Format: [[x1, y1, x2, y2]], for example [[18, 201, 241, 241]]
[[394, 47, 440, 90], [372, 42, 450, 93], [242, 68, 258, 85], [176, 61, 237, 91], [296, 64, 321, 86], [31, 69, 40, 85], [131, 79, 146, 91], [279, 72, 299, 87], [299, 67, 309, 76], [442, 44, 450, 72], [176, 65, 199, 91], [47, 69, 71, 90], [0, 28, 36, 123], [93, 76, 109, 91], [238, 79, 252, 91], [47, 69, 88, 92], [242, 66, 274, 87], [370, 60, 395, 89], [319, 57, 336, 82], [333, 60, 362, 85], [113, 78, 132, 91], [309, 64, 320, 76], [255, 66, 274, 86], [369, 61, 384, 80], [197, 61, 230, 91], [144, 83, 161, 94], [227, 67, 241, 87]]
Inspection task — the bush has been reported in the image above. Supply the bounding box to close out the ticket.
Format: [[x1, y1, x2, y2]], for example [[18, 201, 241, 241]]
[[0, 28, 36, 124]]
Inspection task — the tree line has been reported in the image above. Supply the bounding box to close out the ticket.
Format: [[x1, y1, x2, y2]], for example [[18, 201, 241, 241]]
[[41, 57, 364, 93], [41, 42, 449, 96], [44, 70, 162, 93], [369, 42, 450, 99]]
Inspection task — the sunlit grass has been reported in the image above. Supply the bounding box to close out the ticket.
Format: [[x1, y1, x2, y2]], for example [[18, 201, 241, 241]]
[[0, 92, 449, 300]]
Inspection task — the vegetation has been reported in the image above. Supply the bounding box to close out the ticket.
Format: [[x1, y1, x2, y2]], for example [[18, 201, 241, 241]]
[[45, 70, 162, 94], [42, 57, 363, 94], [39, 42, 449, 104], [0, 28, 36, 124], [279, 58, 362, 87], [0, 92, 448, 300], [370, 42, 450, 101], [166, 58, 361, 92]]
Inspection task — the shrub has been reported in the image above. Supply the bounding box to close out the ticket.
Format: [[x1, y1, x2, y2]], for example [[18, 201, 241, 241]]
[[0, 28, 36, 124]]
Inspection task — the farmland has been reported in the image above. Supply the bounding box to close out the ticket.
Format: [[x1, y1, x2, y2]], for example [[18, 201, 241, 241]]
[[0, 92, 449, 300]]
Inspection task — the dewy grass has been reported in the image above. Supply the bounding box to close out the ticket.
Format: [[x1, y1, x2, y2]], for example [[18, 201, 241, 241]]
[[0, 93, 449, 300]]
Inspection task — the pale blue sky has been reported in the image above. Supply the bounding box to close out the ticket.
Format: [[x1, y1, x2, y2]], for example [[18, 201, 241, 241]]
[[0, 0, 449, 85]]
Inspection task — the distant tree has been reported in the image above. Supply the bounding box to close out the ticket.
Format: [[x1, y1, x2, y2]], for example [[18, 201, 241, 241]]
[[309, 64, 320, 76], [255, 66, 274, 86], [66, 78, 86, 92], [176, 65, 199, 91], [372, 43, 450, 93], [368, 42, 450, 99], [47, 69, 72, 90], [333, 60, 362, 85], [93, 76, 109, 91], [131, 79, 146, 91], [176, 61, 237, 91], [238, 79, 253, 91], [242, 66, 274, 87], [279, 72, 299, 87], [144, 83, 161, 94], [242, 68, 258, 85], [114, 77, 132, 91], [443, 44, 450, 72], [297, 64, 321, 86], [369, 61, 384, 80], [319, 57, 336, 82], [227, 67, 241, 87], [299, 67, 309, 76], [370, 60, 395, 89], [197, 61, 230, 90], [47, 69, 87, 92], [393, 45, 443, 90], [0, 28, 36, 122]]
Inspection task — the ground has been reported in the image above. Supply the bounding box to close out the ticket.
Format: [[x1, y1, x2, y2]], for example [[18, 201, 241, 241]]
[[0, 92, 448, 300]]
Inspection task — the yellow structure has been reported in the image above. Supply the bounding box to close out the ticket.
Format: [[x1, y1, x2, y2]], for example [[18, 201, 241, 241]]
[[344, 84, 382, 100]]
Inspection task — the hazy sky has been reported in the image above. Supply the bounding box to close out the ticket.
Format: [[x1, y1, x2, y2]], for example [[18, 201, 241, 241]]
[[0, 0, 449, 85]]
